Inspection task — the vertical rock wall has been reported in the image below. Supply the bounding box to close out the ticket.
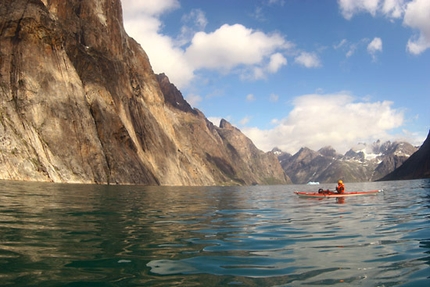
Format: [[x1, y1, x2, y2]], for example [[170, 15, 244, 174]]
[[0, 0, 289, 185]]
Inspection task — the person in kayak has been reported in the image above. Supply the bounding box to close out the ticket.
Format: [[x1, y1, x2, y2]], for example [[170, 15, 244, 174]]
[[336, 180, 345, 194]]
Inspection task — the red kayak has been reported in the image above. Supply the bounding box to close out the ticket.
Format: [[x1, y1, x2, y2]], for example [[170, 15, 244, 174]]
[[294, 189, 381, 198]]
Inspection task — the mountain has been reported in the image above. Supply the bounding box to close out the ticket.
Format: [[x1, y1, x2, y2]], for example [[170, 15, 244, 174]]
[[276, 140, 418, 184], [378, 130, 430, 181], [0, 0, 289, 185]]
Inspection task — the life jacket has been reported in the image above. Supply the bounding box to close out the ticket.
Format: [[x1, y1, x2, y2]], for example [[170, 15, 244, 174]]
[[336, 183, 345, 193]]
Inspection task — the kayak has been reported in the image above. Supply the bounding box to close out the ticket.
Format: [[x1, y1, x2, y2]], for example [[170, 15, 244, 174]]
[[294, 190, 381, 198], [294, 190, 382, 198]]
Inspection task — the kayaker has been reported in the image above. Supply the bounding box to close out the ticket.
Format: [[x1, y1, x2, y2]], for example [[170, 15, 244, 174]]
[[336, 180, 345, 194]]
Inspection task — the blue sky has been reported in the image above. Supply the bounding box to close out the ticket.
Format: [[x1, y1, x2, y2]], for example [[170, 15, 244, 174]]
[[122, 0, 429, 154]]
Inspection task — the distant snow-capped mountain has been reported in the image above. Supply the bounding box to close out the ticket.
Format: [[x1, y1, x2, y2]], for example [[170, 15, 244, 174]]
[[274, 140, 418, 184]]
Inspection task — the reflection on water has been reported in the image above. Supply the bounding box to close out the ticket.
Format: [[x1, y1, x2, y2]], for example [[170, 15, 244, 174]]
[[0, 179, 429, 286]]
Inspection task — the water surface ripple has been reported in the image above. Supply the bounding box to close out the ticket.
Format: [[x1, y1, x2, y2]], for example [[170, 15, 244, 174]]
[[0, 179, 429, 286]]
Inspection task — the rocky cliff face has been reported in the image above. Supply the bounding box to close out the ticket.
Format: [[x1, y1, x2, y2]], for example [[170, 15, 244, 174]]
[[0, 0, 288, 185], [379, 130, 430, 181], [277, 141, 418, 184]]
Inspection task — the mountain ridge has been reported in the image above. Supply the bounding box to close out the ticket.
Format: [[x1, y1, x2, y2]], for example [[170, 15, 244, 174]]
[[378, 130, 430, 181], [275, 140, 419, 184]]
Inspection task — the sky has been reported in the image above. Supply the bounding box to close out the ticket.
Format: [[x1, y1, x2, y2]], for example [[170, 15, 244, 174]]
[[121, 0, 430, 154]]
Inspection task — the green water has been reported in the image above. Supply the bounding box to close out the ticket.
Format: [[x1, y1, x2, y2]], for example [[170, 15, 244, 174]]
[[0, 179, 429, 286]]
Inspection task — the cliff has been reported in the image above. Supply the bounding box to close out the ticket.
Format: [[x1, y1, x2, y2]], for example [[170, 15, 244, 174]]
[[0, 0, 289, 185], [378, 130, 430, 181]]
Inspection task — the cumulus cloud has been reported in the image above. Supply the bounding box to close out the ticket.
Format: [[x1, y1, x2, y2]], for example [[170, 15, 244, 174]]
[[338, 0, 430, 55], [123, 0, 180, 17], [241, 52, 287, 80], [267, 53, 288, 73], [122, 0, 194, 88], [122, 2, 292, 90], [367, 37, 383, 60], [338, 0, 380, 20], [338, 0, 405, 19], [382, 0, 406, 18], [185, 24, 289, 70], [294, 52, 321, 68], [241, 92, 404, 153], [338, 0, 409, 19], [403, 0, 430, 55]]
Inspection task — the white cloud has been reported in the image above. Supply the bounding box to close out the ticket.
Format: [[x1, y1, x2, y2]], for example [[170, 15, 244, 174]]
[[346, 43, 358, 57], [246, 94, 256, 102], [338, 0, 380, 20], [294, 52, 321, 68], [334, 38, 364, 58], [338, 0, 430, 55], [182, 9, 208, 30], [122, 2, 292, 89], [241, 52, 287, 81], [367, 37, 383, 60], [249, 67, 266, 80], [185, 24, 290, 71], [368, 37, 383, 53], [185, 94, 202, 107], [241, 92, 404, 153], [267, 53, 287, 73], [335, 38, 381, 59], [122, 0, 195, 88], [268, 0, 286, 5], [122, 0, 180, 17], [338, 0, 407, 19], [382, 0, 406, 18], [252, 6, 266, 22], [403, 0, 430, 55], [240, 116, 252, 125]]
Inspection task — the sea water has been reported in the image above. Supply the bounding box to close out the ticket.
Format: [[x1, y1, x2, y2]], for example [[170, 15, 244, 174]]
[[0, 179, 429, 286]]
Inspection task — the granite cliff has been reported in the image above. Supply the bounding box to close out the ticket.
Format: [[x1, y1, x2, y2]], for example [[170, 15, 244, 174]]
[[0, 0, 289, 185], [379, 130, 430, 181]]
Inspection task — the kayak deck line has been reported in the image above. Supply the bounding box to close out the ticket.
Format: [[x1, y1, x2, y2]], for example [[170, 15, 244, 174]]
[[294, 189, 382, 198]]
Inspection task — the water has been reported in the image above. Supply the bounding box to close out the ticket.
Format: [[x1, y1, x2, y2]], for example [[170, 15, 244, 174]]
[[0, 179, 429, 286]]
